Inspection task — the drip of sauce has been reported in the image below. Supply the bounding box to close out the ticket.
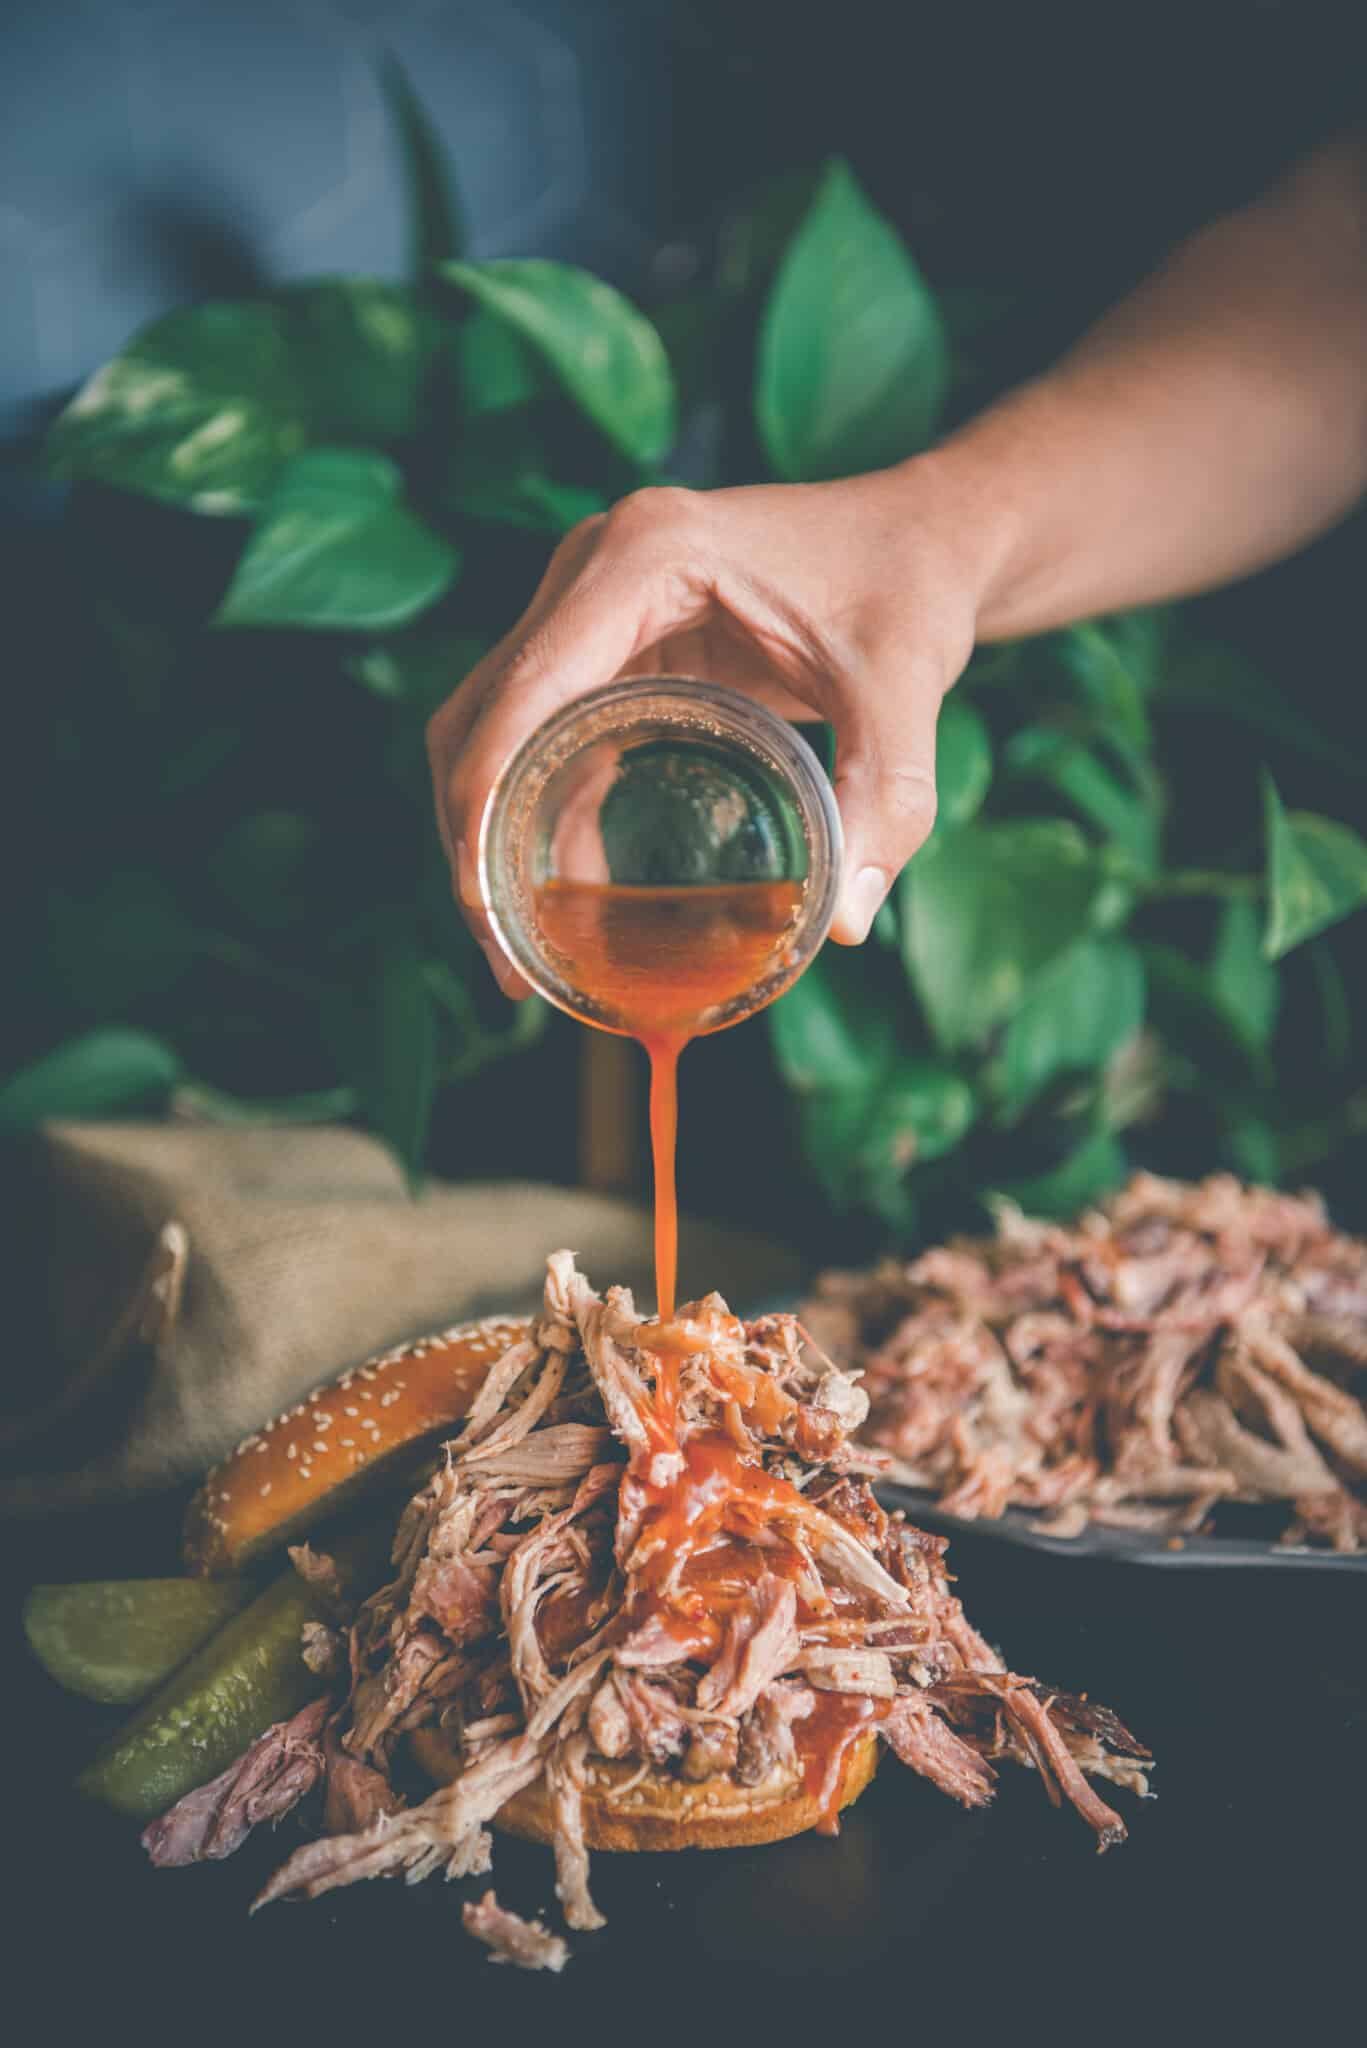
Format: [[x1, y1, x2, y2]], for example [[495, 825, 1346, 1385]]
[[797, 1692, 888, 1832], [533, 878, 804, 1317]]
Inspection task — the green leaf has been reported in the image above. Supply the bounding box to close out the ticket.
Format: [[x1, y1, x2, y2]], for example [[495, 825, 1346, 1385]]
[[45, 303, 304, 513], [1263, 774, 1367, 960], [1054, 619, 1154, 757], [900, 819, 1104, 1052], [756, 159, 948, 482], [994, 1130, 1128, 1219], [1005, 726, 1160, 870], [462, 474, 606, 537], [789, 1054, 973, 1220], [451, 310, 551, 418], [0, 1029, 183, 1130], [935, 697, 992, 826], [794, 1086, 880, 1211], [350, 938, 437, 1190], [441, 259, 676, 467], [380, 54, 465, 273], [999, 938, 1146, 1113], [1209, 897, 1278, 1050], [214, 448, 458, 631], [769, 950, 893, 1095], [858, 1055, 977, 1176], [209, 811, 322, 931], [282, 279, 436, 443]]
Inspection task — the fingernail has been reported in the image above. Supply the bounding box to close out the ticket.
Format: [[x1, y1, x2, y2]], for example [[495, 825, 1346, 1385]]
[[840, 865, 889, 944], [455, 841, 482, 911]]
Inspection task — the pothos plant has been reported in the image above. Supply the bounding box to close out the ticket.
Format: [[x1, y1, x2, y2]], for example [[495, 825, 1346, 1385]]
[[6, 64, 1367, 1226]]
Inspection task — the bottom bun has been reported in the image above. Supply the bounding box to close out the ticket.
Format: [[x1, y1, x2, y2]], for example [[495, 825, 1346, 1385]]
[[408, 1721, 879, 1853]]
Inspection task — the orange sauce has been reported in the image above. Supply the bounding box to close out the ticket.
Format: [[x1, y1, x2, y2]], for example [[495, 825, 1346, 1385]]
[[530, 874, 874, 1814], [533, 878, 804, 1318], [796, 1691, 888, 1832]]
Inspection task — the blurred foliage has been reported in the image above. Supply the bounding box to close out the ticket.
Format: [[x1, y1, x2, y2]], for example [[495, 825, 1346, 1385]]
[[9, 72, 1367, 1222]]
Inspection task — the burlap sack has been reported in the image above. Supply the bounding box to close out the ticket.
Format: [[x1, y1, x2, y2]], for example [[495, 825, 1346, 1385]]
[[0, 1122, 800, 1515]]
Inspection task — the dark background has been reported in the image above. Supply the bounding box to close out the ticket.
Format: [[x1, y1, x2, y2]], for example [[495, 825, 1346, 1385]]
[[3, 0, 1365, 1252]]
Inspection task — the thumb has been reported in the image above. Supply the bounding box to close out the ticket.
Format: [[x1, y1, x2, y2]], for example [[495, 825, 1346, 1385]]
[[829, 673, 943, 944]]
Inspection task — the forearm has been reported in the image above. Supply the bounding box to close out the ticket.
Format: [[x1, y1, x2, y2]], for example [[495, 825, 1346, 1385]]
[[922, 129, 1367, 639]]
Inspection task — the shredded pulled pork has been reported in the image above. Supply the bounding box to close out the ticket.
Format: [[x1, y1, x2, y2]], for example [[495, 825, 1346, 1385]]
[[146, 1255, 1150, 1960], [463, 1891, 571, 1972], [141, 1698, 331, 1866], [806, 1172, 1367, 1548]]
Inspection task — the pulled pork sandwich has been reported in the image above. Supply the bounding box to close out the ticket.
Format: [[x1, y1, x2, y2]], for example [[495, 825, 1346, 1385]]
[[807, 1172, 1367, 1549], [159, 1255, 1149, 1960]]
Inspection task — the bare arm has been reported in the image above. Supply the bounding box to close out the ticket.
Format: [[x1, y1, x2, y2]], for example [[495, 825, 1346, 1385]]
[[948, 127, 1367, 636], [429, 130, 1367, 982]]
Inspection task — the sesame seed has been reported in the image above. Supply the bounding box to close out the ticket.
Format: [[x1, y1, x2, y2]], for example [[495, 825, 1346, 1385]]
[[255, 1442, 269, 1454], [312, 1440, 328, 1454], [344, 1406, 358, 1418], [341, 1438, 355, 1448], [286, 1444, 297, 1460], [313, 1413, 332, 1429], [259, 1483, 272, 1497], [359, 1366, 377, 1381]]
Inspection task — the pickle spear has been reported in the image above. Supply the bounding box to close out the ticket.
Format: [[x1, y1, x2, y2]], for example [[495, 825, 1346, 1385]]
[[74, 1567, 326, 1821], [24, 1578, 248, 1706]]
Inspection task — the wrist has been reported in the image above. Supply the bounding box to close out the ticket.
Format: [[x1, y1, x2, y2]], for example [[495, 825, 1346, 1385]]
[[881, 429, 1039, 642]]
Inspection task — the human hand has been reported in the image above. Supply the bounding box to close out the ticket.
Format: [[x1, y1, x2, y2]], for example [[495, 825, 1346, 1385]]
[[426, 463, 998, 994]]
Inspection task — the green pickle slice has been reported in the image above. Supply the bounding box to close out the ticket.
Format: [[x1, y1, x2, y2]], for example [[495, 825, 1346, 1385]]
[[74, 1569, 325, 1822], [24, 1578, 248, 1706]]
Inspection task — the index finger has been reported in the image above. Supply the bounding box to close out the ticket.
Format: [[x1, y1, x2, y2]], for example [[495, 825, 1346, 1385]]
[[447, 534, 711, 910]]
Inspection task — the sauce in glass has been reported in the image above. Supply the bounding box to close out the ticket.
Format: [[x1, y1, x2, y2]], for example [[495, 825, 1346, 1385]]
[[533, 876, 804, 1317]]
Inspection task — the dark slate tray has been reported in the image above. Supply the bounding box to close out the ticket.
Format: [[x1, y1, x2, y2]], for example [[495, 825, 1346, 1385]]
[[875, 1481, 1367, 1572]]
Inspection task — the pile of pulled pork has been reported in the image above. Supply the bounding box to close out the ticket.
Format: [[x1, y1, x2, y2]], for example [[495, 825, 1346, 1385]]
[[806, 1173, 1367, 1550], [142, 1254, 1149, 1968]]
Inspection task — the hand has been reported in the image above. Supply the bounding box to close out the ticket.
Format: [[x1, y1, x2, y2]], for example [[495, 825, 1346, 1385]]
[[426, 463, 996, 994]]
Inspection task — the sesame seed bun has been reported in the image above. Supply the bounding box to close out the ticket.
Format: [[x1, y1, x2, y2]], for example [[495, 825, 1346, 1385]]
[[181, 1318, 530, 1576], [408, 1722, 880, 1853]]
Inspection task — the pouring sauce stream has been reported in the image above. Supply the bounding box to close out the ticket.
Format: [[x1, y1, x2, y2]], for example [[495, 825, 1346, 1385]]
[[533, 877, 804, 1317]]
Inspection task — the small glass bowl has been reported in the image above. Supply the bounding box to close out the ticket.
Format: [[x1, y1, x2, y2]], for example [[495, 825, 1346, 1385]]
[[478, 677, 843, 1035]]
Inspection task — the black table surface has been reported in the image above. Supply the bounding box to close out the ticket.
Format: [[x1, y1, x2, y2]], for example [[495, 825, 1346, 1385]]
[[9, 1490, 1364, 2039]]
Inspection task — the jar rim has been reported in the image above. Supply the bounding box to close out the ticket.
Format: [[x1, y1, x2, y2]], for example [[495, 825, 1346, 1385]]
[[477, 676, 844, 1034]]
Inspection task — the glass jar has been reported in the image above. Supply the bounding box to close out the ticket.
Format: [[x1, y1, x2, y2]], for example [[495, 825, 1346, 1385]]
[[478, 677, 842, 1038]]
